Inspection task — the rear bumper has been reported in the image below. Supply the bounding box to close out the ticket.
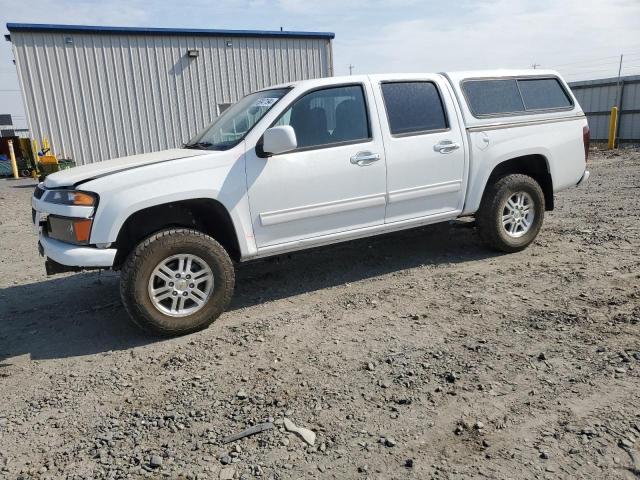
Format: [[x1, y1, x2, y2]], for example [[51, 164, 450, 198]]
[[577, 169, 590, 186], [39, 234, 116, 268]]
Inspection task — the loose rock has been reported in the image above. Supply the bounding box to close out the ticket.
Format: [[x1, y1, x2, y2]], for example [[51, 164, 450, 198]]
[[283, 417, 316, 446]]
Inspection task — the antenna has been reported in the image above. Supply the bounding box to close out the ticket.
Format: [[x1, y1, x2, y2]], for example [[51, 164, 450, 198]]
[[531, 63, 541, 69], [348, 64, 354, 75]]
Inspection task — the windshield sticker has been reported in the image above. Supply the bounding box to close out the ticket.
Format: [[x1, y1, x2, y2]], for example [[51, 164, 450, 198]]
[[253, 97, 279, 108]]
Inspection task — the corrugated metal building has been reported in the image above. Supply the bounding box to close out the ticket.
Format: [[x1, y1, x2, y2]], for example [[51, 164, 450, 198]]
[[5, 23, 334, 164], [569, 75, 640, 143]]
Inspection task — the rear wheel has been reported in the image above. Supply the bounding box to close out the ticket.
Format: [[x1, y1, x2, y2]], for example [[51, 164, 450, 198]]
[[477, 174, 545, 252], [120, 228, 235, 336]]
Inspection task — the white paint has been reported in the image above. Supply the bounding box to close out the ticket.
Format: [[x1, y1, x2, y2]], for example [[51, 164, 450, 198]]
[[259, 193, 387, 227], [32, 69, 589, 268], [262, 125, 298, 155], [39, 235, 116, 267], [245, 76, 388, 249], [369, 73, 467, 223], [387, 180, 462, 204], [43, 149, 208, 188]]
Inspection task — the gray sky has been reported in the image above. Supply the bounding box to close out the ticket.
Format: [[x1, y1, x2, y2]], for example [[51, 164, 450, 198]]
[[1, 0, 640, 129]]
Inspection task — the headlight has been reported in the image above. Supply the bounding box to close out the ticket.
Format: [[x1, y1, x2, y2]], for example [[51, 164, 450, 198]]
[[47, 190, 97, 206]]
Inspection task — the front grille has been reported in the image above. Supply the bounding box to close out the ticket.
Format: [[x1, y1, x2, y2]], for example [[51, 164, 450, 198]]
[[33, 185, 45, 199]]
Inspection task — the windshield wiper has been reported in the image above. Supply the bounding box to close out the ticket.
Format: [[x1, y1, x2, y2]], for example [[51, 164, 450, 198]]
[[183, 141, 214, 150]]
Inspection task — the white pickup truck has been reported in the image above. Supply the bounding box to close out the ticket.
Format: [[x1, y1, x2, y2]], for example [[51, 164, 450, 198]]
[[32, 69, 590, 335]]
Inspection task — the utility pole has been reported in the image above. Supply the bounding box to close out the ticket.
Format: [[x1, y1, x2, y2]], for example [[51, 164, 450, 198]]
[[531, 63, 541, 69], [348, 64, 354, 76], [609, 53, 624, 150], [614, 54, 623, 107]]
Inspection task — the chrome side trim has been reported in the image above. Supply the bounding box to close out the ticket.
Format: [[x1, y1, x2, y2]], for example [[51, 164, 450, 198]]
[[388, 180, 462, 204], [466, 114, 586, 132], [259, 193, 387, 226]]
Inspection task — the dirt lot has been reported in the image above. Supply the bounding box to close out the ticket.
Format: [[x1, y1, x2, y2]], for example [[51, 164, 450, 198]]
[[0, 149, 639, 480]]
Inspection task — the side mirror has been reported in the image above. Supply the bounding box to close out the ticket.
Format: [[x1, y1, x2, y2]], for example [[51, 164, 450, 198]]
[[262, 126, 297, 156]]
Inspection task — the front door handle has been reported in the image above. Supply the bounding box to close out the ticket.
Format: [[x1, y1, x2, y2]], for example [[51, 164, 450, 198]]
[[434, 140, 461, 154], [350, 151, 381, 166]]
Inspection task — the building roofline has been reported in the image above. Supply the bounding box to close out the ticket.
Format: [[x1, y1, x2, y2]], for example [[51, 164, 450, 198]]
[[568, 74, 640, 87], [5, 22, 335, 40]]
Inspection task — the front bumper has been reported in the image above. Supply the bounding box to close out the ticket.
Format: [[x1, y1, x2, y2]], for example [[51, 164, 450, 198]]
[[32, 183, 114, 269], [577, 169, 590, 186], [38, 234, 117, 268]]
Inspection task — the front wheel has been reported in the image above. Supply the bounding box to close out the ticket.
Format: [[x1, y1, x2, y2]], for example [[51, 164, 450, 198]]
[[476, 174, 545, 253], [120, 229, 235, 336]]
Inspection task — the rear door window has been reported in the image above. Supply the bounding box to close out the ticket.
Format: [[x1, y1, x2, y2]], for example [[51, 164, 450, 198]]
[[381, 81, 448, 136]]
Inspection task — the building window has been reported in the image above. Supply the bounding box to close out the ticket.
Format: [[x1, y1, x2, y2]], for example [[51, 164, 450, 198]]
[[217, 103, 232, 115]]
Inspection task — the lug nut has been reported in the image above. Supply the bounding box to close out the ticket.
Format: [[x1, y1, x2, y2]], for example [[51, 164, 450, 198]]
[[186, 274, 191, 279], [169, 282, 174, 287], [182, 292, 188, 296], [189, 283, 195, 288], [172, 291, 178, 296], [175, 273, 181, 278]]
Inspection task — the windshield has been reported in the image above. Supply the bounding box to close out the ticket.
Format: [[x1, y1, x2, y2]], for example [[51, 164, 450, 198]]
[[185, 88, 290, 150]]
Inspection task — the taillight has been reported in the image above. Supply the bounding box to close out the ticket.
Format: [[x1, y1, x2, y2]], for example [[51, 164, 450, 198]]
[[583, 125, 590, 162]]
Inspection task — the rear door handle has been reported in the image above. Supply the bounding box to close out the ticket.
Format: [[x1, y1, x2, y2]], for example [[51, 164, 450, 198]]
[[434, 140, 460, 154], [350, 151, 381, 166]]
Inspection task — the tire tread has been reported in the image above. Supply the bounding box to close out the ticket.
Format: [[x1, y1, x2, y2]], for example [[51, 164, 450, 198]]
[[477, 174, 545, 253], [120, 228, 234, 336]]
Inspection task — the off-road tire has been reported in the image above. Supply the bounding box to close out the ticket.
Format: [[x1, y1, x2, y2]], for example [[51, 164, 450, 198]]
[[477, 174, 545, 253], [120, 228, 235, 336]]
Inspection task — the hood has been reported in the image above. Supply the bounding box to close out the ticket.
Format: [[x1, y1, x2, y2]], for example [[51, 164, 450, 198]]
[[44, 148, 209, 188]]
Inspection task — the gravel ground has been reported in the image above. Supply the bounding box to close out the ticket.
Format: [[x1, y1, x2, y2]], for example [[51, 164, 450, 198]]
[[0, 149, 639, 480]]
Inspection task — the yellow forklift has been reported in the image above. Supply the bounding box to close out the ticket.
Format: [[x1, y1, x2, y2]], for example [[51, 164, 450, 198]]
[[30, 137, 76, 180]]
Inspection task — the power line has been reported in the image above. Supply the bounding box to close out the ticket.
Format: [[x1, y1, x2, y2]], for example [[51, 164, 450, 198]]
[[548, 51, 640, 69], [562, 63, 640, 75], [543, 43, 640, 63], [562, 68, 640, 80], [553, 55, 640, 71]]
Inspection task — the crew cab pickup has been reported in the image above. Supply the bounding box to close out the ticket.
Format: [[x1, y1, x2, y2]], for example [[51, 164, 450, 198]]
[[32, 69, 590, 335]]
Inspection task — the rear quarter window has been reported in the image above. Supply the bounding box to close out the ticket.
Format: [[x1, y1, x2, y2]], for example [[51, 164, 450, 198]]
[[462, 77, 573, 117], [462, 79, 524, 116], [518, 78, 572, 110]]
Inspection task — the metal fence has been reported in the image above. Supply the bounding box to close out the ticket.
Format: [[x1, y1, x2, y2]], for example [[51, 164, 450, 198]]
[[569, 75, 640, 143]]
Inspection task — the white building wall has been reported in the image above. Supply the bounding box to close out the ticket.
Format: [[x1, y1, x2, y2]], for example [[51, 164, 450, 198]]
[[9, 27, 333, 164]]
